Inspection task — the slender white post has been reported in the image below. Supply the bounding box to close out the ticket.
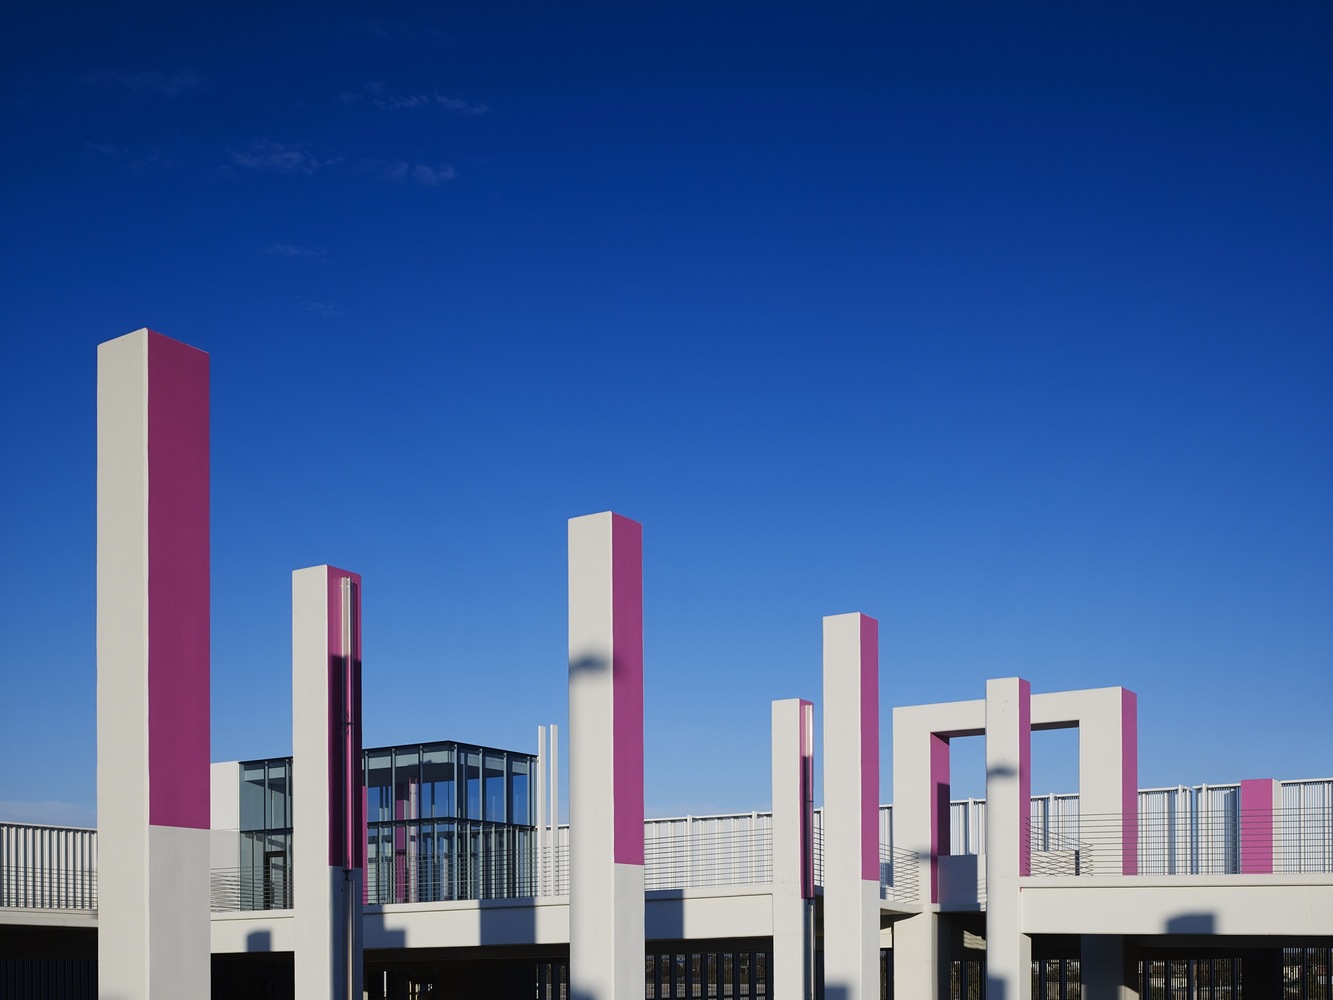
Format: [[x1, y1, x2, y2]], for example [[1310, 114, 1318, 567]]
[[822, 613, 881, 1000], [97, 329, 211, 1000], [551, 723, 561, 892], [292, 565, 364, 1000], [568, 512, 645, 1000], [537, 726, 548, 896], [772, 698, 815, 1000]]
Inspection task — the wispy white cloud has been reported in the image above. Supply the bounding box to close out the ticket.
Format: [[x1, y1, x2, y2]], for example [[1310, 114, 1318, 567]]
[[299, 297, 340, 318], [366, 160, 457, 186], [349, 20, 450, 48], [341, 82, 487, 115], [0, 800, 96, 827], [81, 69, 200, 97], [259, 243, 325, 260], [86, 142, 173, 171], [230, 140, 340, 175]]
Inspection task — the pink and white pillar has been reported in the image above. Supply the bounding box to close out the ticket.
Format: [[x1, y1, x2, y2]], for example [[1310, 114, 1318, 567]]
[[292, 565, 365, 999], [97, 329, 211, 999], [772, 698, 816, 1000], [568, 512, 644, 1000], [985, 677, 1033, 1000], [1239, 778, 1280, 875], [822, 613, 881, 1000]]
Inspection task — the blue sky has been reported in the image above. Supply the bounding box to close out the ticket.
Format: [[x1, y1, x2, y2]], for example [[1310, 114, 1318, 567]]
[[2, 2, 1330, 826]]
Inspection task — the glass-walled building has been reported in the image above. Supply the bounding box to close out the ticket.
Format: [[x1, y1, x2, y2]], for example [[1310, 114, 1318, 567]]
[[233, 740, 535, 910], [365, 741, 535, 904]]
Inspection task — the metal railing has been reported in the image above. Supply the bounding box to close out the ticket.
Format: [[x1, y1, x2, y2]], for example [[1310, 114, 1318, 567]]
[[1028, 828, 1095, 877], [644, 824, 773, 890], [882, 845, 921, 902], [209, 866, 292, 912], [0, 865, 98, 910], [1024, 806, 1333, 877], [365, 850, 535, 903]]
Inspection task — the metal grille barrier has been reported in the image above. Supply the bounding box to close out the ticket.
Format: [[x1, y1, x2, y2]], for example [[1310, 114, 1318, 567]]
[[364, 849, 534, 903], [644, 824, 773, 890], [209, 866, 292, 912], [0, 865, 98, 910]]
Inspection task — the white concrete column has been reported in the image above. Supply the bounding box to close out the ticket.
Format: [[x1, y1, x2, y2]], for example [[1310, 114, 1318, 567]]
[[985, 677, 1032, 1000], [772, 698, 815, 1000], [568, 512, 644, 1000], [1082, 935, 1139, 1000], [822, 613, 880, 1000], [292, 565, 364, 1000], [97, 328, 211, 999]]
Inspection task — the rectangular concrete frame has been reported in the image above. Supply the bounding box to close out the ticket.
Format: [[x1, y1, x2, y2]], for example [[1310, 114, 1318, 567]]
[[293, 565, 365, 999], [97, 329, 211, 999], [822, 613, 881, 1000], [772, 698, 815, 1000], [568, 512, 645, 1000], [891, 685, 1138, 1000]]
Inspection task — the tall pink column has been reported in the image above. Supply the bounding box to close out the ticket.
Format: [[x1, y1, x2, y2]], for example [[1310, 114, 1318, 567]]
[[568, 512, 644, 1000], [97, 329, 211, 998], [293, 565, 364, 998], [1239, 779, 1279, 874], [822, 612, 881, 1000]]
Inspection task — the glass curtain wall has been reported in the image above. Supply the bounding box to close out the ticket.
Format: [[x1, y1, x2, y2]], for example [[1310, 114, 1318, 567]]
[[239, 758, 293, 910], [364, 740, 535, 904]]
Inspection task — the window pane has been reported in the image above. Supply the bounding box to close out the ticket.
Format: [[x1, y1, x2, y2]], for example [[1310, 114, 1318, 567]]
[[464, 752, 482, 819], [395, 748, 421, 821], [422, 746, 456, 819], [484, 754, 506, 822], [510, 758, 531, 826], [240, 763, 266, 831], [366, 750, 392, 822], [267, 761, 288, 829]]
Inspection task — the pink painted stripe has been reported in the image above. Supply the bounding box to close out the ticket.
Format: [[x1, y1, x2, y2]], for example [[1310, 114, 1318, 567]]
[[859, 615, 880, 883], [1239, 779, 1275, 874], [929, 733, 950, 903], [146, 331, 211, 830], [326, 567, 364, 869], [799, 699, 815, 899], [610, 515, 645, 866], [1017, 678, 1031, 877], [1121, 689, 1139, 875]]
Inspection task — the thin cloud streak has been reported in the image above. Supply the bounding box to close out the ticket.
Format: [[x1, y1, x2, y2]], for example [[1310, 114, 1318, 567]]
[[366, 160, 457, 186], [341, 82, 487, 114], [86, 142, 173, 171], [230, 140, 340, 175], [259, 243, 325, 260], [298, 297, 340, 318], [81, 69, 201, 96]]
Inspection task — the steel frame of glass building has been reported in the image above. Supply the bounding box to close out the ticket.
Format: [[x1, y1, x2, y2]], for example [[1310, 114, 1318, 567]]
[[232, 739, 536, 911]]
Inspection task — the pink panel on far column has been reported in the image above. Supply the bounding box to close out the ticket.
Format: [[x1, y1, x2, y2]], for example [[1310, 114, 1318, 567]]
[[326, 567, 364, 869], [146, 331, 210, 830], [611, 514, 645, 867], [800, 699, 815, 899], [929, 733, 949, 904], [859, 615, 880, 883], [1121, 689, 1139, 875], [1017, 678, 1031, 877], [1239, 779, 1275, 874]]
